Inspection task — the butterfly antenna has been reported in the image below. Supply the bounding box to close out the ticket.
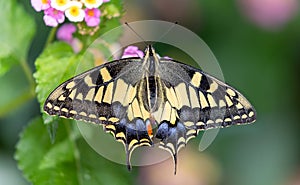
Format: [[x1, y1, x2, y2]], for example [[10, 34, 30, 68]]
[[125, 22, 148, 47]]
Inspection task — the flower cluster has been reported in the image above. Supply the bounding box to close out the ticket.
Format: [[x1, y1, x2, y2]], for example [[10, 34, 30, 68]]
[[121, 46, 171, 59], [31, 0, 110, 27], [121, 46, 144, 58]]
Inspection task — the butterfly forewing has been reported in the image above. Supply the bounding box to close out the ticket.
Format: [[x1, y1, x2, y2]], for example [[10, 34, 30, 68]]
[[159, 59, 256, 128], [45, 57, 140, 123]]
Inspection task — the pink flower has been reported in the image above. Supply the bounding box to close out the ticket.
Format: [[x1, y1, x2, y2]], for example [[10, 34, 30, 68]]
[[56, 23, 77, 43], [103, 0, 110, 2], [121, 46, 144, 58], [31, 0, 50, 12], [43, 8, 65, 27], [57, 23, 82, 53], [69, 38, 83, 53], [238, 0, 299, 30], [162, 56, 172, 60], [85, 8, 101, 27]]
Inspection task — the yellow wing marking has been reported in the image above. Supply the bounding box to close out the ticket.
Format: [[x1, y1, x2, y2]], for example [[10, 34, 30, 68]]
[[128, 139, 138, 150], [124, 85, 136, 106], [61, 108, 68, 113], [76, 93, 83, 101], [116, 132, 126, 139], [131, 98, 142, 118], [58, 95, 66, 101], [68, 89, 77, 100], [46, 103, 53, 109], [236, 102, 243, 109], [66, 81, 76, 89], [89, 114, 97, 119], [94, 86, 104, 103], [174, 83, 190, 107], [160, 101, 172, 123], [84, 75, 96, 87], [199, 91, 209, 108], [219, 100, 226, 107], [207, 80, 218, 93], [226, 88, 236, 97], [207, 94, 217, 107], [127, 103, 134, 121], [248, 111, 255, 117], [85, 88, 95, 101], [113, 79, 128, 103], [99, 117, 106, 121], [225, 95, 233, 107], [189, 86, 200, 108], [225, 118, 231, 122], [100, 67, 112, 82], [152, 103, 163, 123], [70, 110, 77, 114], [165, 87, 179, 109], [170, 108, 177, 125], [190, 72, 202, 87], [103, 82, 113, 103], [105, 124, 116, 130]]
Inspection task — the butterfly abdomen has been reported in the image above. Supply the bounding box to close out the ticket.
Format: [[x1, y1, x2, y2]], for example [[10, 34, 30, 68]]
[[137, 76, 164, 114]]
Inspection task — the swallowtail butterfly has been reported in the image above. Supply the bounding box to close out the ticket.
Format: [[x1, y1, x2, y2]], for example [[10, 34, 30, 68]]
[[44, 45, 256, 174]]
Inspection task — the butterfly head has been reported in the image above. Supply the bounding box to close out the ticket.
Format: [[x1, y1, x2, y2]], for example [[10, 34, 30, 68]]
[[144, 45, 157, 57], [143, 45, 160, 75]]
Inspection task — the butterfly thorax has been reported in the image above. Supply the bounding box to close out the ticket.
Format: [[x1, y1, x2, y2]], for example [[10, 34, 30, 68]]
[[138, 45, 165, 116]]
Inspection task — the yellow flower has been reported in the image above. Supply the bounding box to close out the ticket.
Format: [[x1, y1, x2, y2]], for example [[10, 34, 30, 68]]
[[82, 0, 103, 9], [65, 1, 85, 22], [51, 0, 70, 11]]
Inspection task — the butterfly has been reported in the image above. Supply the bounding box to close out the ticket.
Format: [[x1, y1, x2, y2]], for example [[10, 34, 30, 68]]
[[44, 45, 256, 174]]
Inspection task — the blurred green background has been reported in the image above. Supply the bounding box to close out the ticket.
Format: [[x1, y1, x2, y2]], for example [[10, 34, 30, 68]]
[[1, 0, 300, 185]]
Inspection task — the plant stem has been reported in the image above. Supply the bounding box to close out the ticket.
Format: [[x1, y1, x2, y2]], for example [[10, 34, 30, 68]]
[[0, 59, 36, 117], [0, 27, 58, 117], [64, 121, 83, 185], [44, 27, 57, 49], [0, 90, 35, 117], [20, 59, 36, 92]]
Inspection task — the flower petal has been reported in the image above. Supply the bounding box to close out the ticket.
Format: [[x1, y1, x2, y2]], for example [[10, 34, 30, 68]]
[[31, 0, 50, 12], [83, 0, 103, 9], [43, 15, 59, 27], [121, 46, 144, 58], [65, 2, 85, 22], [57, 23, 76, 42], [51, 0, 70, 11]]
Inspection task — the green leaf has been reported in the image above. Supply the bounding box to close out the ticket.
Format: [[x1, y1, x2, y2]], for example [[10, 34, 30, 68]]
[[15, 117, 136, 185], [0, 0, 35, 76], [15, 117, 77, 185], [39, 136, 74, 170], [33, 42, 81, 124]]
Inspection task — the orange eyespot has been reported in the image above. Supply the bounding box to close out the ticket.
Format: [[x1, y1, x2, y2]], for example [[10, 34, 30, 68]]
[[146, 120, 153, 138]]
